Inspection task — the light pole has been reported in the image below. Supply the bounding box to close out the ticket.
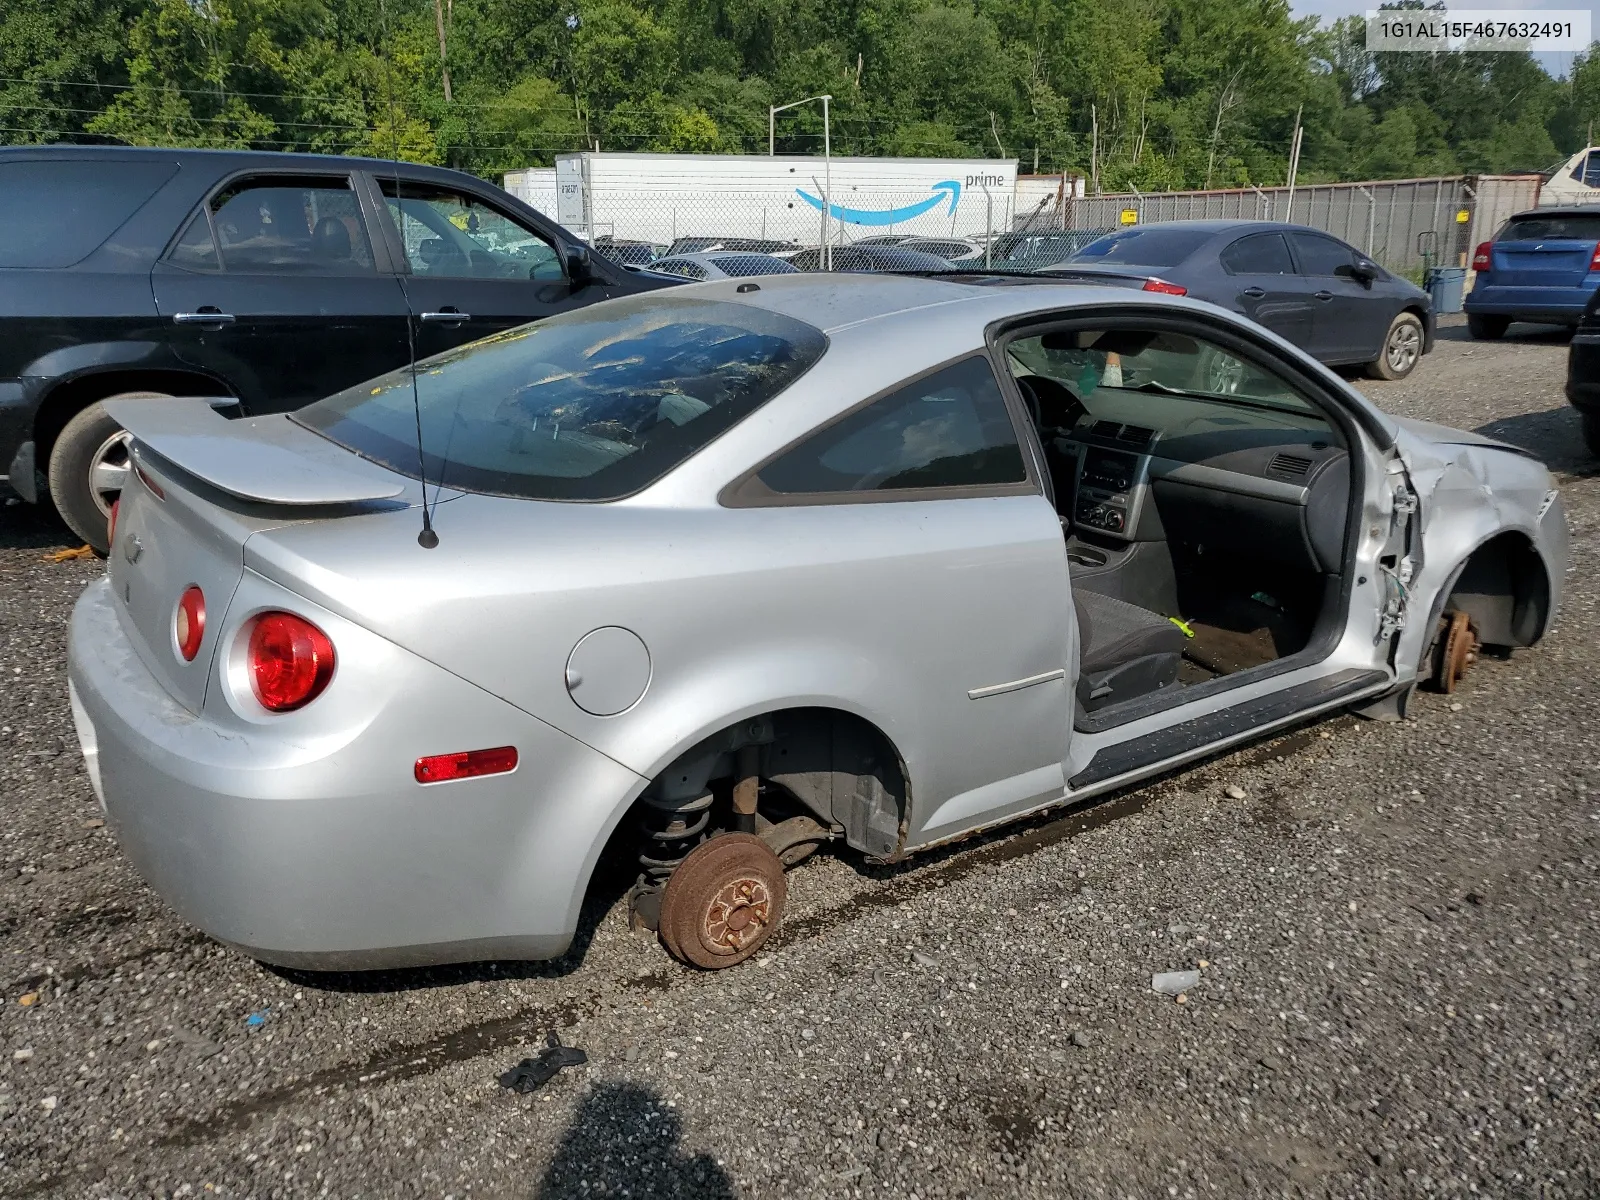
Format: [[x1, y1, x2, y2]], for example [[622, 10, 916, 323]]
[[769, 94, 832, 268]]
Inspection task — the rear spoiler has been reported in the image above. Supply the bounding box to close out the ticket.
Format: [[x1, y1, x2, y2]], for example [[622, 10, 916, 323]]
[[104, 397, 406, 505]]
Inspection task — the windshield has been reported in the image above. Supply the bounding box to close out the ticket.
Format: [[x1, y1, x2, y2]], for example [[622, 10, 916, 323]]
[[1008, 329, 1317, 415], [1068, 227, 1213, 269], [296, 294, 828, 501]]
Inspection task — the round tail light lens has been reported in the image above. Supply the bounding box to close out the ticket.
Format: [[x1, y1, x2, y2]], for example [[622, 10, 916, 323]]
[[174, 586, 206, 661], [248, 612, 335, 712], [107, 498, 120, 548]]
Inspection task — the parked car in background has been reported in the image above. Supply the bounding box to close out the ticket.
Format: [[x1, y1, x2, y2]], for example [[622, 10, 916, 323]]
[[645, 252, 800, 281], [850, 234, 917, 247], [0, 145, 668, 551], [666, 236, 800, 256], [1563, 286, 1600, 451], [70, 274, 1564, 974], [897, 237, 982, 263], [789, 245, 955, 273], [1464, 206, 1600, 339], [1058, 220, 1434, 380], [988, 229, 1107, 269], [593, 237, 664, 267]]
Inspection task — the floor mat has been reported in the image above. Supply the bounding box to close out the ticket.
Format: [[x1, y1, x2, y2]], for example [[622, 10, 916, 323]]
[[1182, 620, 1281, 675]]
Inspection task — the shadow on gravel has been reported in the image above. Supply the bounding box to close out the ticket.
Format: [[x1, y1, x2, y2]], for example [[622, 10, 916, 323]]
[[533, 1081, 734, 1200], [1433, 322, 1571, 345], [1473, 406, 1600, 477], [0, 497, 77, 551]]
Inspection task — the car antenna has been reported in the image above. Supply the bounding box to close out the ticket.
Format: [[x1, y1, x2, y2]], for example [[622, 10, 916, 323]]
[[377, 0, 439, 549]]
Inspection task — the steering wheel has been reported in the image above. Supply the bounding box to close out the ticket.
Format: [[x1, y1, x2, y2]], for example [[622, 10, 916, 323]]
[[1015, 374, 1087, 434]]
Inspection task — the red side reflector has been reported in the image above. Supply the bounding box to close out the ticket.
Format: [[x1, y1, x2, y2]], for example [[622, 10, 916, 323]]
[[1142, 277, 1187, 295], [107, 498, 119, 548], [415, 746, 519, 784], [1472, 241, 1492, 271]]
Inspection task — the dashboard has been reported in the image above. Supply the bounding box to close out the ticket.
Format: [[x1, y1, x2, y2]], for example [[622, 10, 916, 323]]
[[1050, 389, 1351, 574]]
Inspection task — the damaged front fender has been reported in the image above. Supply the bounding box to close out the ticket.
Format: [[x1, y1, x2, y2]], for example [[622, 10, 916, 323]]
[[1392, 426, 1566, 676]]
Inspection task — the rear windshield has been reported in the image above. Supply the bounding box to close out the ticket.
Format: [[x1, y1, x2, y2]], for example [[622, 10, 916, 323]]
[[1068, 227, 1213, 268], [1500, 214, 1600, 241], [0, 159, 178, 268], [296, 294, 828, 501]]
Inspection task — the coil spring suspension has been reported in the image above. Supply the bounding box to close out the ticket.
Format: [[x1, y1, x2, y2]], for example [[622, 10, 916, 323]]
[[628, 789, 713, 931]]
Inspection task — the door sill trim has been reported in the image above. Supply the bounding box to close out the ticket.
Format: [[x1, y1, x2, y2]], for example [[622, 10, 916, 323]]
[[1067, 667, 1389, 790]]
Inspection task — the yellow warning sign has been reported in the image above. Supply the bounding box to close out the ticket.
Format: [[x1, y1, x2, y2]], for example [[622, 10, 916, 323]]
[[1119, 208, 1138, 225]]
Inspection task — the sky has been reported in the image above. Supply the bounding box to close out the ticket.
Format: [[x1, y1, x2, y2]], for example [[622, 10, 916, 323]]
[[1287, 0, 1592, 75]]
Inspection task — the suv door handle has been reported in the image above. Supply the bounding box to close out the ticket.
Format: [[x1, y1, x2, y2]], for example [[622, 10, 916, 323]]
[[173, 309, 235, 325], [419, 309, 471, 323], [1242, 286, 1266, 298], [1314, 290, 1334, 301]]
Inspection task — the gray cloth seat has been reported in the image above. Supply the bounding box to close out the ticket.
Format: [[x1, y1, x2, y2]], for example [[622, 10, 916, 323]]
[[1074, 589, 1185, 710]]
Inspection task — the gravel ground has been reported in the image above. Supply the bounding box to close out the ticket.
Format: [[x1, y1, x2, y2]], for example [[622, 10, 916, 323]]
[[1, 316, 1596, 1199]]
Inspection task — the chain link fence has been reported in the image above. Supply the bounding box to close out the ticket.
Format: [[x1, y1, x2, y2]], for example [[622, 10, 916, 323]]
[[507, 171, 1545, 277], [1055, 175, 1541, 275]]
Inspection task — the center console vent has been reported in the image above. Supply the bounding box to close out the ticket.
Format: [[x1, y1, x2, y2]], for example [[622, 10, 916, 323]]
[[1267, 452, 1314, 479], [1089, 420, 1157, 448]]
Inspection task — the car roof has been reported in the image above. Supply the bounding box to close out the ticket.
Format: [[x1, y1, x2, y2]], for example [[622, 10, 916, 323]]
[[687, 271, 1142, 333], [0, 142, 495, 191], [1086, 219, 1348, 238], [1505, 205, 1600, 219]]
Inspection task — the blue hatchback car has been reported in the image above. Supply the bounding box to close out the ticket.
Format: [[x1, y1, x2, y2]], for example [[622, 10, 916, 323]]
[[1465, 206, 1600, 338]]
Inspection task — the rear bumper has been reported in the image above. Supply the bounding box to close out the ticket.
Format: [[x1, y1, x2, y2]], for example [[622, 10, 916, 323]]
[[1464, 282, 1596, 323], [67, 576, 646, 970]]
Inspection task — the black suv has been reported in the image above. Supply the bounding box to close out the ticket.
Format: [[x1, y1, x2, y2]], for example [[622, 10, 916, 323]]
[[0, 146, 669, 550]]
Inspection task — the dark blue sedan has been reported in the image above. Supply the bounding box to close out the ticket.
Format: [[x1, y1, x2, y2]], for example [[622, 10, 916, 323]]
[[1056, 220, 1435, 380], [1465, 206, 1600, 338]]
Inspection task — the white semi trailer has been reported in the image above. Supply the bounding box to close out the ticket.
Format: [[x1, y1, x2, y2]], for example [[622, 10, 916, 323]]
[[507, 153, 1034, 247]]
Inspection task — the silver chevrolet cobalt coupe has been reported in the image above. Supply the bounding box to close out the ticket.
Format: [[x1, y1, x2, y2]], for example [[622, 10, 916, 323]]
[[68, 275, 1566, 971]]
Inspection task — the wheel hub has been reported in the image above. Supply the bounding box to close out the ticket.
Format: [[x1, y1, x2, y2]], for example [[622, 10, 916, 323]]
[[704, 877, 771, 951]]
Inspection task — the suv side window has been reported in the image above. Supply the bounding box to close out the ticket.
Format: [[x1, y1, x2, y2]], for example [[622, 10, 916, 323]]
[[1221, 232, 1294, 275], [754, 356, 1028, 496], [1289, 232, 1356, 277], [178, 176, 376, 274], [379, 180, 564, 281]]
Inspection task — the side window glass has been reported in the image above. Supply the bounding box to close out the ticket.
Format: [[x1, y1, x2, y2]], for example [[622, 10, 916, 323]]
[[756, 356, 1027, 495], [1290, 232, 1355, 277], [208, 177, 374, 273], [168, 210, 220, 271], [380, 182, 563, 281], [1220, 232, 1293, 275]]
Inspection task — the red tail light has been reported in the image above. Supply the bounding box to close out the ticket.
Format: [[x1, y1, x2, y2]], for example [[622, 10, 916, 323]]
[[248, 612, 335, 712], [414, 746, 519, 784], [1472, 241, 1492, 270], [1142, 277, 1187, 295], [1589, 244, 1600, 273], [174, 586, 206, 661]]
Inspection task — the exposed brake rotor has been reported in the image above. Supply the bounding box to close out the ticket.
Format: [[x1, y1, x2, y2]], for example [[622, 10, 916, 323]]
[[1435, 610, 1478, 694], [659, 833, 786, 970]]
